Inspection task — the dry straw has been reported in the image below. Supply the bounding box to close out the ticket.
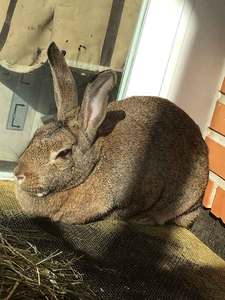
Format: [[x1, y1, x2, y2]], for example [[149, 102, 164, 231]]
[[0, 224, 95, 300]]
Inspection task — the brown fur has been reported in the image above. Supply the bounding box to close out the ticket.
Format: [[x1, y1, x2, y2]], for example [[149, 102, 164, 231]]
[[14, 43, 209, 227]]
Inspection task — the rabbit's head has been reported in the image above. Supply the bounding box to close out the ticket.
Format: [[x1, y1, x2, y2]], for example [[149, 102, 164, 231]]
[[14, 42, 117, 198]]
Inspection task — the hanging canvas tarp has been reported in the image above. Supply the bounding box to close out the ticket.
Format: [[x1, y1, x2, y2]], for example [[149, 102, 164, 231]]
[[0, 0, 142, 72]]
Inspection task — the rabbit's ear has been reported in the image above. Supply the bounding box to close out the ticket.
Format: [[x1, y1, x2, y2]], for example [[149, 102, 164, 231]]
[[81, 70, 117, 141], [47, 42, 78, 121]]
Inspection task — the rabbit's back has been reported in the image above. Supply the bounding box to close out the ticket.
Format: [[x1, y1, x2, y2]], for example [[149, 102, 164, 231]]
[[96, 96, 208, 225]]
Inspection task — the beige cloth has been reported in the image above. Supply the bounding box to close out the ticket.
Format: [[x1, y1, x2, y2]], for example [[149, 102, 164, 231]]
[[0, 0, 141, 72]]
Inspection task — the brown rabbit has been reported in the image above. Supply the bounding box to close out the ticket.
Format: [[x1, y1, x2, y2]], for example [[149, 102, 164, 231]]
[[14, 42, 208, 227]]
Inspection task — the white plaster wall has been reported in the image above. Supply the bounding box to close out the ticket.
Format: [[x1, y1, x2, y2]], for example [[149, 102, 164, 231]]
[[125, 0, 225, 133], [0, 67, 52, 162], [125, 0, 185, 97], [0, 81, 36, 161]]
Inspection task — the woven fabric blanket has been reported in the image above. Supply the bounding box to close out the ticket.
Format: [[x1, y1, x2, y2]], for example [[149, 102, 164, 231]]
[[1, 180, 225, 300]]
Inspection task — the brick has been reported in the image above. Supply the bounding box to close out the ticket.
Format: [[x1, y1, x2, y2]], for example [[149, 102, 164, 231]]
[[221, 77, 225, 94], [205, 137, 225, 180], [211, 187, 225, 223], [210, 101, 225, 136], [203, 180, 215, 208]]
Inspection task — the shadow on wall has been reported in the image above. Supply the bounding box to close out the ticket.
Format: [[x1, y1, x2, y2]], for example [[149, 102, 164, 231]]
[[0, 64, 56, 115], [170, 0, 225, 133], [0, 64, 121, 116]]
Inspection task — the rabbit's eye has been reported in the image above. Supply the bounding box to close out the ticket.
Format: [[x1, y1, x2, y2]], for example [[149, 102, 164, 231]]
[[55, 148, 72, 159]]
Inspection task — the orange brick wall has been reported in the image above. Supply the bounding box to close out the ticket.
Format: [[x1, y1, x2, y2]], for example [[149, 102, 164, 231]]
[[210, 102, 225, 135], [220, 77, 225, 94], [205, 137, 225, 179], [203, 77, 225, 224]]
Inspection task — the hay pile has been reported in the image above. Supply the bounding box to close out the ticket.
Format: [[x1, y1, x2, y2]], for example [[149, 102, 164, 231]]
[[0, 224, 94, 300]]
